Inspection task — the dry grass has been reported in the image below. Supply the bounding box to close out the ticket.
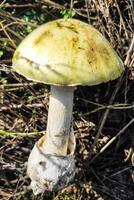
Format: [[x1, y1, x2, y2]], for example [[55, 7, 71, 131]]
[[0, 0, 134, 199]]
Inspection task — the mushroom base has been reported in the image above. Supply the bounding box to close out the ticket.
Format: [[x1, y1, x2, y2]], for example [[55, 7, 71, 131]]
[[27, 132, 75, 195]]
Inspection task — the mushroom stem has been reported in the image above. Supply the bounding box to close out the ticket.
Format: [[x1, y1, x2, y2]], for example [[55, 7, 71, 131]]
[[44, 85, 74, 156]]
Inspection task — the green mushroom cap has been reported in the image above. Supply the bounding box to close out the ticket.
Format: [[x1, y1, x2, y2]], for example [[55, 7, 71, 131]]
[[13, 18, 124, 86]]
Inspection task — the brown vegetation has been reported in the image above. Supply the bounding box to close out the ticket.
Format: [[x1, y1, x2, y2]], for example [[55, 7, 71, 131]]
[[0, 0, 134, 199]]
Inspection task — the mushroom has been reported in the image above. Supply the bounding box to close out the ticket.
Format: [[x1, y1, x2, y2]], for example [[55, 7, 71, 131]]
[[12, 18, 124, 195]]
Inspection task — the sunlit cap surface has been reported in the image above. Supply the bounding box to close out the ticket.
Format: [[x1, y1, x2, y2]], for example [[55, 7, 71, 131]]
[[13, 18, 124, 86]]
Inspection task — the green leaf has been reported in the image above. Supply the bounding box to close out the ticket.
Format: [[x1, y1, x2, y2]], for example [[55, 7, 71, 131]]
[[23, 15, 30, 22], [60, 9, 76, 19], [0, 50, 4, 57]]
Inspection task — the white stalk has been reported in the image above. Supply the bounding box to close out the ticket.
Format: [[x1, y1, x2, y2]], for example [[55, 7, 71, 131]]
[[44, 86, 74, 156], [27, 86, 76, 194]]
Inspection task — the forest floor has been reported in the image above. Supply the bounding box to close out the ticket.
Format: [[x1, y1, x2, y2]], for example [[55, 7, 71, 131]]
[[0, 1, 134, 200]]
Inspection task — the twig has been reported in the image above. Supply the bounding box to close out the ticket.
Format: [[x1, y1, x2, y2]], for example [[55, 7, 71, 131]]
[[115, 0, 128, 39], [0, 10, 38, 28], [0, 82, 37, 88], [84, 103, 134, 116], [0, 130, 42, 136], [0, 21, 16, 48], [124, 34, 134, 66], [89, 118, 134, 165], [0, 103, 45, 111], [41, 0, 65, 9], [109, 166, 132, 178], [0, 82, 39, 91], [0, 45, 14, 52], [90, 30, 133, 155], [90, 74, 124, 155], [70, 0, 74, 13], [0, 65, 14, 73], [0, 0, 6, 6], [0, 58, 12, 64], [3, 3, 39, 8], [0, 21, 23, 32], [85, 0, 90, 24]]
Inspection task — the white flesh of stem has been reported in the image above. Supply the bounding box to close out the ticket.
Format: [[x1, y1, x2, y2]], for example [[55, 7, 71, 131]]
[[43, 85, 74, 156]]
